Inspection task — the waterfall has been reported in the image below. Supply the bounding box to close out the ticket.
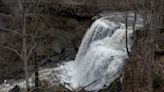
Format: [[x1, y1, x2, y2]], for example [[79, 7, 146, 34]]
[[0, 16, 141, 92], [46, 18, 134, 91]]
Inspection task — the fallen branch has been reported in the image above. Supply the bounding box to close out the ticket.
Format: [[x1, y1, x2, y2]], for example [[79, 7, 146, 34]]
[[79, 78, 100, 92]]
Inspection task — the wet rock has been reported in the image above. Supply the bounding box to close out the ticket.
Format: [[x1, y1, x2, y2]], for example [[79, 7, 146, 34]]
[[67, 19, 78, 30], [52, 43, 63, 54], [73, 38, 81, 50], [51, 55, 60, 62], [0, 1, 92, 83], [46, 61, 58, 68], [9, 85, 21, 92], [40, 59, 47, 65], [41, 80, 68, 92], [91, 15, 101, 21], [63, 42, 76, 61]]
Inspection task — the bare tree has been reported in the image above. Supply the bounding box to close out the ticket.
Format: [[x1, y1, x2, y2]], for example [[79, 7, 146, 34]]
[[105, 0, 164, 91], [0, 0, 37, 91], [147, 0, 155, 91]]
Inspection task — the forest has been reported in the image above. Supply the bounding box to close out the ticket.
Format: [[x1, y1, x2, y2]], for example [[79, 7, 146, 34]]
[[0, 0, 164, 92]]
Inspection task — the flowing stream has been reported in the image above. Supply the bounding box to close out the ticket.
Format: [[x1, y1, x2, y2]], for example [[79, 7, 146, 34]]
[[0, 14, 143, 92]]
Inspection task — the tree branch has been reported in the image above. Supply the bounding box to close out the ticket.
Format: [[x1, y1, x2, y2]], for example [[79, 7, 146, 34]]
[[26, 44, 36, 62], [26, 32, 37, 62], [0, 46, 23, 59], [0, 26, 22, 36], [18, 0, 22, 10]]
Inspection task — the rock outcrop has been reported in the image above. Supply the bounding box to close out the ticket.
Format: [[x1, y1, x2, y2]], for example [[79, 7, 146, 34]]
[[0, 0, 94, 84]]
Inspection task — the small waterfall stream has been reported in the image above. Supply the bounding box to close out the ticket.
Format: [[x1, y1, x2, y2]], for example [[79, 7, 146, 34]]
[[0, 15, 143, 92]]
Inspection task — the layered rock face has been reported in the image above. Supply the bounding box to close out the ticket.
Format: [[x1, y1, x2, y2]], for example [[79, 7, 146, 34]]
[[0, 0, 113, 17], [0, 0, 97, 84]]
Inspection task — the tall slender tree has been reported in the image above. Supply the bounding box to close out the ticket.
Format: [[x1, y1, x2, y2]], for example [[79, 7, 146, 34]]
[[0, 0, 37, 91]]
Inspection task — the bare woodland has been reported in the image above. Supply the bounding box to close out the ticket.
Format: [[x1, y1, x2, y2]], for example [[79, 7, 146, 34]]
[[0, 0, 164, 92]]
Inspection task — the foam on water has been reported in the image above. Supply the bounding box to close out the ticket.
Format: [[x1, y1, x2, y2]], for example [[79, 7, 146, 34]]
[[0, 17, 140, 92]]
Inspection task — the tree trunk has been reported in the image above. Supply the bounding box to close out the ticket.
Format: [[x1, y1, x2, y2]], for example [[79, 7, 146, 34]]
[[23, 0, 30, 91], [147, 0, 155, 91], [33, 52, 39, 92], [34, 0, 39, 91]]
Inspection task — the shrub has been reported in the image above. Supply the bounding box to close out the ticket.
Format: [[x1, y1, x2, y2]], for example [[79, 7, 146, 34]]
[[153, 74, 164, 88]]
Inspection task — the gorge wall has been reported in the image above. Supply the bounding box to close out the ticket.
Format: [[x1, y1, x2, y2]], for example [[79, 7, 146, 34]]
[[0, 0, 101, 84]]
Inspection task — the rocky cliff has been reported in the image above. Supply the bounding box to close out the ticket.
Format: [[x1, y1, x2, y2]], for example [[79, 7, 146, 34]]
[[0, 0, 98, 84]]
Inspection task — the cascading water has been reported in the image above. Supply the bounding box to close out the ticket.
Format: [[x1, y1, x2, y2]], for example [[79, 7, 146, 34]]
[[0, 16, 142, 92], [65, 18, 134, 91]]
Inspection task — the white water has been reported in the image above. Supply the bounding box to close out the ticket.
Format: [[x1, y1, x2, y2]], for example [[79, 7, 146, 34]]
[[0, 16, 142, 92]]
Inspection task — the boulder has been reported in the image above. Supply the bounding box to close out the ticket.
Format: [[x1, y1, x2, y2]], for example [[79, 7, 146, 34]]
[[40, 59, 47, 65], [46, 61, 58, 68], [46, 59, 63, 68], [51, 55, 60, 62], [52, 43, 63, 54], [63, 42, 76, 60]]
